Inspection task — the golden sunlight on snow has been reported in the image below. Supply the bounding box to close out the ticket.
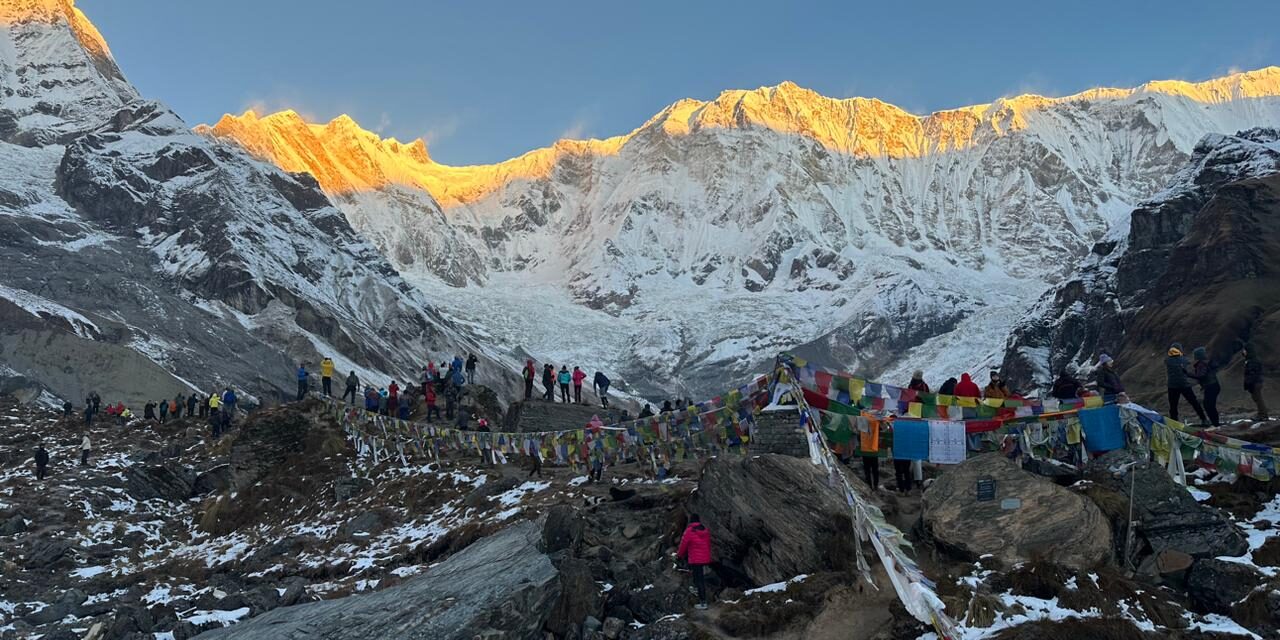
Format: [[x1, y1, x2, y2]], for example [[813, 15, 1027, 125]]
[[198, 66, 1280, 207]]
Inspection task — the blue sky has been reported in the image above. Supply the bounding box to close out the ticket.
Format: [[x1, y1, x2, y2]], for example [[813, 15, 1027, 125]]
[[81, 0, 1276, 166]]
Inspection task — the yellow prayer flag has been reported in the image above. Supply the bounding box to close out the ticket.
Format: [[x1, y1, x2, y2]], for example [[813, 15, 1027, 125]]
[[957, 396, 978, 408], [1083, 395, 1104, 408], [937, 394, 954, 406], [982, 397, 1003, 408], [907, 402, 922, 418], [849, 379, 865, 400]]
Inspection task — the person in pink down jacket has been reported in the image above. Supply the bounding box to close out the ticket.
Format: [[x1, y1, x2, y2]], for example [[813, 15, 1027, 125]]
[[571, 366, 588, 404], [677, 514, 712, 610]]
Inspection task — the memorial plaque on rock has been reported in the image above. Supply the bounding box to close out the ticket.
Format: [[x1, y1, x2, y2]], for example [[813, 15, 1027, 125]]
[[1000, 498, 1022, 510], [976, 477, 996, 502]]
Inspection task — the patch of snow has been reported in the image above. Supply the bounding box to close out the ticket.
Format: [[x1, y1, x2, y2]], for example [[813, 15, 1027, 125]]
[[745, 574, 809, 595]]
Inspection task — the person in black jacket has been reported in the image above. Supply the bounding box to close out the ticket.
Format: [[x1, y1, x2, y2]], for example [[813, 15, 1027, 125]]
[[1051, 371, 1083, 400], [1243, 345, 1269, 421], [938, 377, 959, 396], [34, 444, 49, 481], [1094, 354, 1124, 396], [593, 371, 611, 408], [465, 354, 478, 384], [1166, 343, 1208, 424], [1190, 347, 1224, 427]]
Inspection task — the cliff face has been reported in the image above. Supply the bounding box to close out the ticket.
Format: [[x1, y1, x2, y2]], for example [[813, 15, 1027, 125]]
[[1003, 128, 1280, 410]]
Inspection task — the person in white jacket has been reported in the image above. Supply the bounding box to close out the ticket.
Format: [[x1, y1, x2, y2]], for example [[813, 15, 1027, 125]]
[[80, 435, 91, 467]]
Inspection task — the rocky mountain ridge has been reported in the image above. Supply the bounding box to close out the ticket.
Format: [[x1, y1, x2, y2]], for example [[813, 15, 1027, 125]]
[[200, 68, 1280, 397], [0, 0, 516, 406]]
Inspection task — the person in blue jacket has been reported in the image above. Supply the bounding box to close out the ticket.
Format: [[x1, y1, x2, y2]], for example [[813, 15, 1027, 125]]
[[296, 364, 309, 401]]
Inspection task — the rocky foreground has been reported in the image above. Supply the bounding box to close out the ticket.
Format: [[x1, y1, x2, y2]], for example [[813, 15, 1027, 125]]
[[1, 396, 1280, 639]]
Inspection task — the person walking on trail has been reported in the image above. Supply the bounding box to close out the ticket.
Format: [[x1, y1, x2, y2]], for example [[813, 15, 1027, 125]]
[[296, 364, 310, 401], [158, 397, 169, 423], [953, 373, 981, 399], [208, 393, 223, 437], [89, 392, 100, 417], [677, 514, 712, 610], [62, 400, 73, 418], [1243, 344, 1269, 421], [321, 357, 335, 397], [1166, 343, 1208, 424], [523, 359, 536, 401], [425, 383, 441, 422], [908, 370, 929, 394], [1191, 347, 1224, 427], [466, 354, 478, 384], [542, 364, 555, 401], [222, 388, 237, 426], [343, 371, 360, 404], [187, 393, 198, 418], [593, 371, 611, 408], [34, 443, 50, 481], [1051, 370, 1083, 400], [557, 366, 572, 403], [528, 448, 543, 478], [83, 404, 93, 428], [1094, 354, 1124, 396], [80, 435, 91, 467], [572, 366, 587, 404]]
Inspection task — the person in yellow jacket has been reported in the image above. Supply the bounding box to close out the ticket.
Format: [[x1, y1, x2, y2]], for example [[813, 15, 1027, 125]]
[[321, 357, 335, 397], [208, 393, 225, 438]]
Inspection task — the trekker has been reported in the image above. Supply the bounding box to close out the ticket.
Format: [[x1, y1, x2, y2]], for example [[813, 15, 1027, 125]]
[[80, 435, 91, 466], [159, 397, 169, 423], [542, 364, 555, 401], [639, 404, 655, 419], [893, 455, 913, 493], [1094, 354, 1124, 396], [187, 393, 198, 418], [862, 455, 880, 491], [1243, 345, 1269, 421], [397, 395, 411, 420], [1166, 343, 1208, 424], [144, 401, 156, 421], [321, 357, 335, 397], [388, 381, 400, 412], [593, 371, 611, 408], [528, 449, 543, 478], [1191, 347, 1223, 427], [34, 443, 49, 480], [62, 401, 73, 418], [984, 372, 1010, 399], [83, 404, 93, 428], [208, 393, 223, 438], [661, 400, 674, 413], [378, 388, 389, 416], [938, 377, 958, 396], [1051, 371, 1083, 401], [572, 366, 587, 404], [425, 384, 440, 422], [444, 385, 459, 420], [466, 354, 478, 384], [677, 514, 712, 610], [297, 364, 310, 401], [558, 366, 572, 403], [420, 366, 432, 398], [908, 370, 929, 394], [364, 387, 379, 413], [89, 392, 101, 416], [953, 374, 981, 399], [523, 359, 536, 401], [174, 394, 184, 419], [222, 388, 237, 425], [343, 371, 360, 404]]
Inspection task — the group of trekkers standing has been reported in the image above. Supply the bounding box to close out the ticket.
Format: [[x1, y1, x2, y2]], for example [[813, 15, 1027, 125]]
[[1163, 342, 1269, 426], [523, 359, 613, 408]]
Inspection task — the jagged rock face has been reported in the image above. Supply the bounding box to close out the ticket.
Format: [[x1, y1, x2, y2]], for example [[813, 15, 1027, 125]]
[[1003, 128, 1280, 409], [0, 2, 517, 405], [204, 70, 1280, 397]]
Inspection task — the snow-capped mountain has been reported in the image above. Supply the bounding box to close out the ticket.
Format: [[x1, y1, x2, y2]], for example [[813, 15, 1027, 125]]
[[200, 69, 1280, 396], [0, 0, 515, 406], [1002, 127, 1280, 406]]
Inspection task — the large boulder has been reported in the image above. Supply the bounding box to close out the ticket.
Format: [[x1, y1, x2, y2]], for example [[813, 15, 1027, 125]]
[[922, 453, 1112, 569], [192, 521, 560, 639], [124, 460, 195, 502], [1186, 558, 1265, 614], [1083, 449, 1248, 559], [686, 454, 854, 586]]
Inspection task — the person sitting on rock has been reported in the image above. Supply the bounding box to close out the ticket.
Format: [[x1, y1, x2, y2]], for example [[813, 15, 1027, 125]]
[[984, 371, 1011, 399], [1051, 370, 1083, 400], [953, 373, 981, 399], [1094, 354, 1124, 396], [908, 370, 929, 394], [677, 514, 713, 610]]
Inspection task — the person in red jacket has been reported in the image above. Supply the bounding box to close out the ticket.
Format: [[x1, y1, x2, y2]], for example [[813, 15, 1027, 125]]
[[571, 366, 587, 404], [953, 373, 981, 399], [677, 514, 712, 610], [387, 381, 400, 413]]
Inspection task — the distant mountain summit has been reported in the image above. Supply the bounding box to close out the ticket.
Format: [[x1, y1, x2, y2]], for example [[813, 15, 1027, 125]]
[[0, 0, 513, 405], [201, 68, 1280, 396]]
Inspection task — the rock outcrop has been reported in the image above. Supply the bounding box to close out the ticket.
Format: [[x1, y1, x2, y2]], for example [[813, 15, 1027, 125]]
[[922, 453, 1112, 569], [1082, 450, 1248, 560], [193, 521, 560, 640], [686, 454, 855, 585]]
